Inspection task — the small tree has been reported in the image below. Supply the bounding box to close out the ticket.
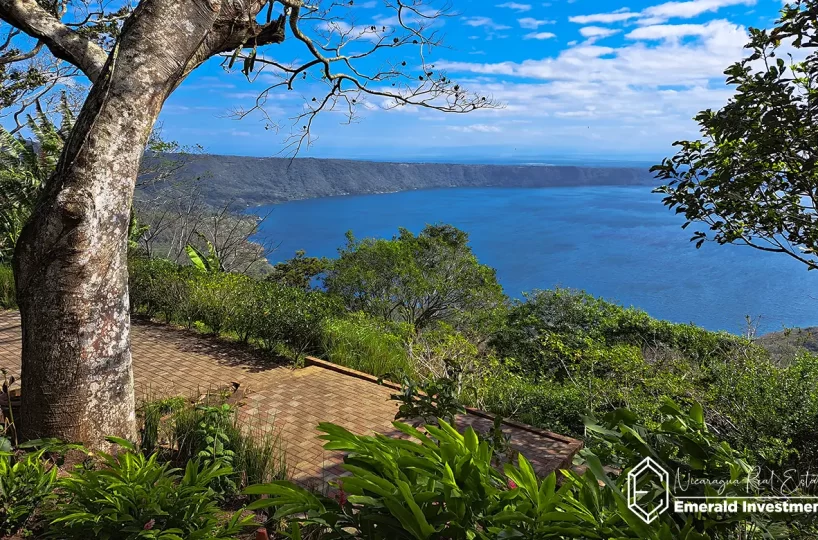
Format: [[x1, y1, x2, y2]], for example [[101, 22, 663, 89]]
[[653, 1, 818, 269], [325, 224, 506, 334]]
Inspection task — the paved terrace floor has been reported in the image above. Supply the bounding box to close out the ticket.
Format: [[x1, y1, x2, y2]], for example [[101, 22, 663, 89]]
[[0, 310, 581, 487]]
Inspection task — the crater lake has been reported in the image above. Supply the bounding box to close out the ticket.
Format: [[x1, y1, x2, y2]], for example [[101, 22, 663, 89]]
[[251, 185, 818, 334]]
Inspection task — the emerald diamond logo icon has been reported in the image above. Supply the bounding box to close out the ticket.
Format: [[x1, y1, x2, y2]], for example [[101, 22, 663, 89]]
[[627, 457, 670, 524]]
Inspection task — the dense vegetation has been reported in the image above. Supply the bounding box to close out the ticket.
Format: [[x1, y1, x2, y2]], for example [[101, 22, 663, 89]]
[[0, 390, 816, 538], [5, 221, 813, 476]]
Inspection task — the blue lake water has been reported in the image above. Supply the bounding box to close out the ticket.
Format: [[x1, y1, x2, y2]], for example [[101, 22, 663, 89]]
[[252, 186, 818, 335]]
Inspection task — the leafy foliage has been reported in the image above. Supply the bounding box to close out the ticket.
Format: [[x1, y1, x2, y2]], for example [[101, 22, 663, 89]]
[[0, 449, 57, 535], [48, 437, 254, 539], [324, 225, 506, 334], [486, 288, 818, 469], [129, 257, 341, 358], [246, 401, 809, 539], [321, 313, 414, 378], [653, 1, 818, 269], [193, 404, 237, 495], [0, 97, 71, 263], [267, 250, 328, 290], [186, 235, 223, 274], [391, 364, 468, 426], [139, 394, 288, 493]]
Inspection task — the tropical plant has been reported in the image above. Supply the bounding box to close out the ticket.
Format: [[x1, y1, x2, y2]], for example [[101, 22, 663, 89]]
[[193, 404, 237, 495], [390, 365, 467, 427], [48, 437, 254, 539], [247, 401, 807, 540], [186, 233, 224, 273], [0, 448, 58, 535], [0, 97, 72, 263], [245, 419, 505, 539]]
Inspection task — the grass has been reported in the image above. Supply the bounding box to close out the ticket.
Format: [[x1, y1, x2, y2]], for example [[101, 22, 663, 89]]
[[321, 314, 415, 379], [137, 391, 288, 493]]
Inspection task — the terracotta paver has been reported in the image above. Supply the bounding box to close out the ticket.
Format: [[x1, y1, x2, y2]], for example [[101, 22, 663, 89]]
[[0, 310, 582, 487]]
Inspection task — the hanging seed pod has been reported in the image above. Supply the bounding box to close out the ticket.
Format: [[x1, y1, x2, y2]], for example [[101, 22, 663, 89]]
[[228, 47, 241, 69]]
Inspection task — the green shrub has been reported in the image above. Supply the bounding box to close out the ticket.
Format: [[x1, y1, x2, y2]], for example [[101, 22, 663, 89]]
[[707, 350, 818, 467], [139, 395, 187, 454], [247, 401, 798, 539], [321, 313, 413, 378], [142, 396, 288, 493], [192, 404, 237, 495], [250, 282, 342, 358], [0, 264, 15, 309], [49, 437, 254, 539], [188, 272, 252, 335], [493, 288, 749, 379], [231, 423, 288, 488], [477, 370, 586, 436], [128, 257, 196, 324], [391, 367, 467, 426], [0, 449, 57, 535], [324, 225, 506, 334]]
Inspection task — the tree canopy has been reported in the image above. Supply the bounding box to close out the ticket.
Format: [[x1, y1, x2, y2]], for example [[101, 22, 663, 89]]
[[324, 224, 506, 334], [653, 0, 818, 269]]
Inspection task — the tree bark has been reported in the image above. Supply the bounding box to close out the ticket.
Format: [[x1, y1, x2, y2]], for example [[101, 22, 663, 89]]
[[11, 0, 223, 449]]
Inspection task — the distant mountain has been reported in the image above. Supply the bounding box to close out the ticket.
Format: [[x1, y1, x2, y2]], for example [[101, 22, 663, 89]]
[[143, 154, 658, 207]]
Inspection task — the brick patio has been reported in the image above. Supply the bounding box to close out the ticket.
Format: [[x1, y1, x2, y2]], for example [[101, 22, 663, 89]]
[[0, 310, 582, 486]]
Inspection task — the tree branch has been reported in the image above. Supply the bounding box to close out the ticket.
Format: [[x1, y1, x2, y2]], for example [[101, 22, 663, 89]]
[[0, 0, 108, 82]]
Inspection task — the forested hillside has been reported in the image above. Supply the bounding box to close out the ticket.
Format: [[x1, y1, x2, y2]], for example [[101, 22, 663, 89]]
[[141, 154, 656, 206]]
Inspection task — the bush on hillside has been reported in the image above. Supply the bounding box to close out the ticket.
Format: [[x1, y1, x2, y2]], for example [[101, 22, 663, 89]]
[[324, 225, 507, 335], [128, 256, 341, 358], [321, 312, 414, 378], [492, 288, 749, 379]]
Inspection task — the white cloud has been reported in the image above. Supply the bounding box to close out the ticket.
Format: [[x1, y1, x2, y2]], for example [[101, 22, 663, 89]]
[[523, 31, 557, 40], [626, 20, 725, 40], [497, 2, 532, 12], [447, 124, 502, 133], [569, 10, 640, 24], [579, 26, 621, 38], [570, 0, 756, 26], [643, 0, 756, 20], [463, 16, 512, 30], [432, 17, 749, 151], [439, 20, 747, 86], [518, 17, 555, 29]]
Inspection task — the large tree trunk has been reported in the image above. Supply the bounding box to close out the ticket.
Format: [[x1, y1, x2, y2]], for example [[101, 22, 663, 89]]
[[11, 0, 221, 449]]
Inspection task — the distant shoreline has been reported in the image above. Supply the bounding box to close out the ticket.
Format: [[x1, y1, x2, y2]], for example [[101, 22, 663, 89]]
[[141, 154, 658, 207]]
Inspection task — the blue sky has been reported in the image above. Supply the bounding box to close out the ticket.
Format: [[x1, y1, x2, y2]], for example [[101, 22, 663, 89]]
[[158, 0, 787, 163]]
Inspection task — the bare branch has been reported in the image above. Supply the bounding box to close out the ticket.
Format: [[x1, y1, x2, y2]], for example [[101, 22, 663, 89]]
[[220, 0, 500, 154]]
